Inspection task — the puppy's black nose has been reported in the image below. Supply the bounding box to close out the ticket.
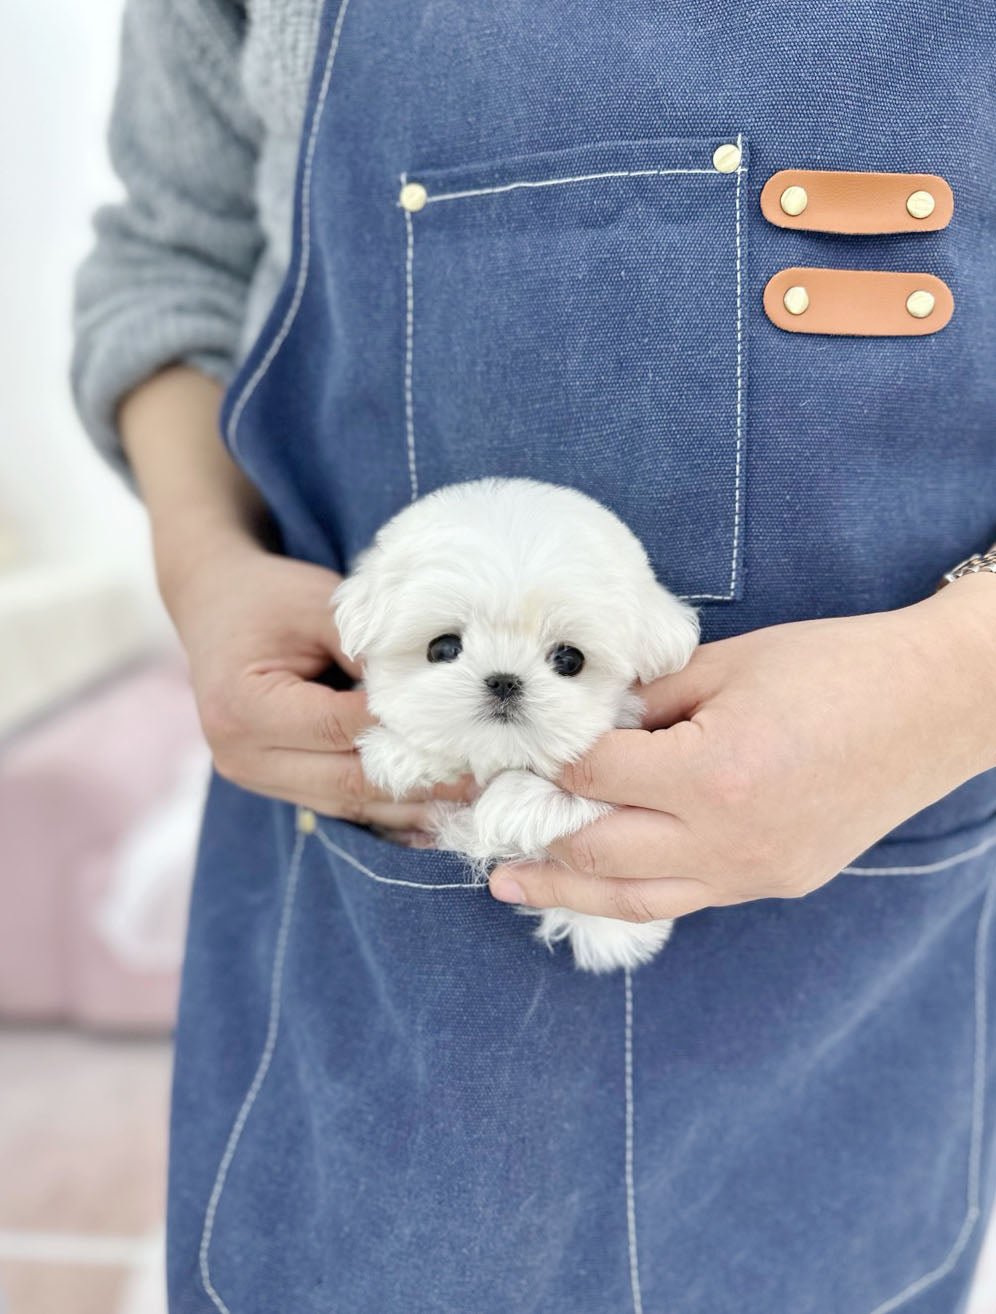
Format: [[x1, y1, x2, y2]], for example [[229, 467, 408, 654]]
[[484, 672, 523, 702]]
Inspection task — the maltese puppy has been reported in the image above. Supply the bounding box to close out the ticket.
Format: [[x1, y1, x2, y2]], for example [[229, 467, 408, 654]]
[[332, 478, 699, 972]]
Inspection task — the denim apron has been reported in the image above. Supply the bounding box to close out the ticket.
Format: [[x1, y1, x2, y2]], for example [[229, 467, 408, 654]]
[[168, 3, 996, 1311]]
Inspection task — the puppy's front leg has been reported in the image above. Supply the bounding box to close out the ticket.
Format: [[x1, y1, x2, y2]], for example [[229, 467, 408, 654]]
[[435, 770, 674, 974], [432, 769, 611, 866], [432, 770, 673, 972]]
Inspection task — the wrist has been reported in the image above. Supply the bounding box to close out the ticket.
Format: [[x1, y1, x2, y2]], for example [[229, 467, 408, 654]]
[[904, 572, 996, 779], [117, 365, 276, 620], [153, 512, 265, 628]]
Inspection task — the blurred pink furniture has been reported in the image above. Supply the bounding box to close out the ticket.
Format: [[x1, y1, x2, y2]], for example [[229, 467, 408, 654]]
[[0, 659, 206, 1033]]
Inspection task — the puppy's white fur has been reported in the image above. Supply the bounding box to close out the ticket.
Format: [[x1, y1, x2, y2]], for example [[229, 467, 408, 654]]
[[333, 478, 699, 972]]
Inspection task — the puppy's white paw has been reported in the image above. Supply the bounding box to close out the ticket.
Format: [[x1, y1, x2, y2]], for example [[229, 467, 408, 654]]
[[434, 770, 611, 863], [357, 724, 441, 798], [533, 908, 674, 973], [430, 801, 484, 864], [430, 768, 675, 972]]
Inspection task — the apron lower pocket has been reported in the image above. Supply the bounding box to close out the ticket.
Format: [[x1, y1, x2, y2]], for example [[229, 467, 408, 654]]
[[398, 135, 749, 602], [193, 805, 996, 1313]]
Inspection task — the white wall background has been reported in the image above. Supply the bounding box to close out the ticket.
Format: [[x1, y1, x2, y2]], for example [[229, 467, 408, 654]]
[[0, 0, 160, 590]]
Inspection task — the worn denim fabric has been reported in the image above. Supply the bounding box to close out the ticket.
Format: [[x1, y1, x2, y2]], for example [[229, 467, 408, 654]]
[[169, 2, 996, 1311]]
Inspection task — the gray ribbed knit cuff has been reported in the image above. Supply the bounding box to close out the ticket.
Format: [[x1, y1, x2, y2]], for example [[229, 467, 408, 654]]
[[71, 302, 240, 488]]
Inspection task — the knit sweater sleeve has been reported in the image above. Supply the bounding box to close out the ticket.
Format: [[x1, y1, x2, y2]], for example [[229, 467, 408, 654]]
[[70, 0, 263, 480]]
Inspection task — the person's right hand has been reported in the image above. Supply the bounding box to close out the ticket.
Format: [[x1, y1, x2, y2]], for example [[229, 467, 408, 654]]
[[159, 530, 467, 832]]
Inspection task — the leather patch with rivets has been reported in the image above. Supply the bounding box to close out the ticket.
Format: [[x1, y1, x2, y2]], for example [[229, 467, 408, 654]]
[[763, 268, 954, 336], [760, 170, 954, 234]]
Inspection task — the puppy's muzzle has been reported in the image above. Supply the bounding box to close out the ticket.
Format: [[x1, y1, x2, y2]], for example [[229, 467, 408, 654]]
[[484, 672, 524, 719]]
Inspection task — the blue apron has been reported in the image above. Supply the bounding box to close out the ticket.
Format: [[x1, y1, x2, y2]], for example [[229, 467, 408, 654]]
[[168, 3, 996, 1310]]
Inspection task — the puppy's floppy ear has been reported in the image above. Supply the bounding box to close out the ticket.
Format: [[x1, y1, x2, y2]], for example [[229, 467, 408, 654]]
[[631, 585, 700, 683], [332, 549, 392, 661]]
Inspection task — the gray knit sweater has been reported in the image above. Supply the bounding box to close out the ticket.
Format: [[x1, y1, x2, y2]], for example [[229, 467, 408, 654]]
[[71, 0, 322, 475]]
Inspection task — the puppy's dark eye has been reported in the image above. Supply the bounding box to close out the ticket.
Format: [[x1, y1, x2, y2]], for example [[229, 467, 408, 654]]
[[427, 633, 463, 663], [549, 644, 584, 677]]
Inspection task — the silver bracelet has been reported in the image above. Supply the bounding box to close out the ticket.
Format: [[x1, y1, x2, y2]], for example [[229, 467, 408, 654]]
[[939, 541, 996, 588]]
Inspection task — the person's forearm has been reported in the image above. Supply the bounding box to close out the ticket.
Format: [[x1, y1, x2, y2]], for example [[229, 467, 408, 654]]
[[914, 568, 996, 778], [118, 364, 269, 605]]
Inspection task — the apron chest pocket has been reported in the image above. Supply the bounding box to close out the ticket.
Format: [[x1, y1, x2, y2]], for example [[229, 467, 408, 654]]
[[398, 135, 748, 602]]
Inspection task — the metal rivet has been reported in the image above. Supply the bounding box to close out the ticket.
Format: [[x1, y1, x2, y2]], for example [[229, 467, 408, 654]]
[[780, 184, 809, 216], [399, 181, 428, 212], [783, 285, 810, 316], [906, 189, 936, 220], [297, 807, 317, 834], [712, 143, 742, 173], [906, 289, 936, 319]]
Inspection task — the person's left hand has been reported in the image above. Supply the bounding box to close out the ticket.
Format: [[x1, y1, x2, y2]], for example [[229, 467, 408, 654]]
[[488, 580, 996, 922]]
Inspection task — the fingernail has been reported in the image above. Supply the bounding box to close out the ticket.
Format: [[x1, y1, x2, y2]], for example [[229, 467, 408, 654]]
[[490, 873, 526, 905]]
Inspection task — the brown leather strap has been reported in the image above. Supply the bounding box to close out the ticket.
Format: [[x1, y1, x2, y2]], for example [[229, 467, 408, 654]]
[[760, 170, 954, 234], [763, 268, 954, 336]]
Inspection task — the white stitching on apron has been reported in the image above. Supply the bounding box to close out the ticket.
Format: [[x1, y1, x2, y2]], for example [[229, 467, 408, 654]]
[[843, 830, 996, 876], [728, 131, 745, 599], [625, 967, 645, 1314], [401, 175, 419, 502], [864, 879, 994, 1313], [314, 821, 481, 889], [415, 166, 728, 204], [227, 0, 356, 458], [198, 824, 308, 1314]]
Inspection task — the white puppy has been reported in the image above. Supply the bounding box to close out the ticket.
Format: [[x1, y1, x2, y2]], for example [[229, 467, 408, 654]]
[[332, 478, 699, 972]]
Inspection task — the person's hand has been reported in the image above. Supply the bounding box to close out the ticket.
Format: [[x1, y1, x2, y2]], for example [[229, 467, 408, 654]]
[[116, 366, 470, 831], [159, 530, 469, 830], [488, 577, 996, 921]]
